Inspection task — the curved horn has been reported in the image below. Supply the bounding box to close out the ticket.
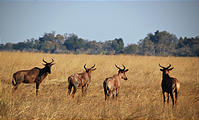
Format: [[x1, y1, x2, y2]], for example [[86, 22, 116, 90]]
[[84, 64, 87, 71], [122, 64, 126, 70], [43, 58, 48, 64], [166, 64, 171, 69], [169, 67, 174, 70], [91, 64, 95, 69], [115, 64, 121, 70], [50, 58, 54, 64], [159, 64, 164, 68]]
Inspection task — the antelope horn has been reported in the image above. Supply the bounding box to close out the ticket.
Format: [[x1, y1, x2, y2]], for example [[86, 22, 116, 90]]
[[159, 64, 164, 68], [50, 58, 54, 64], [122, 64, 126, 71], [115, 64, 121, 70], [84, 64, 87, 71], [91, 64, 96, 69], [169, 67, 174, 70], [43, 58, 48, 64], [166, 64, 171, 69]]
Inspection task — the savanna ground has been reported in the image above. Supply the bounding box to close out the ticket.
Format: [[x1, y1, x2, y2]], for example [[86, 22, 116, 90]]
[[0, 51, 199, 120]]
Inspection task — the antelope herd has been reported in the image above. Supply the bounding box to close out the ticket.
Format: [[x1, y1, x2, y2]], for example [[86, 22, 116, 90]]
[[11, 58, 180, 107]]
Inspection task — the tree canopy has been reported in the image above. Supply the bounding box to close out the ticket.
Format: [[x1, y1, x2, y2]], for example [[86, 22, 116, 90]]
[[0, 30, 198, 56]]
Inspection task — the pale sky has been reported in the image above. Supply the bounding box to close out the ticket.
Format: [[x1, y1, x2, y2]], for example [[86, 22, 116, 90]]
[[0, 0, 199, 46]]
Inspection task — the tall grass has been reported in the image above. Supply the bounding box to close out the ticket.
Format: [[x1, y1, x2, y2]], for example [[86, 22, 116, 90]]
[[0, 51, 199, 119]]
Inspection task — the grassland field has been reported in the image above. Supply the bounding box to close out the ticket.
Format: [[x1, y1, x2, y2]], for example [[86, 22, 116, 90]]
[[0, 51, 199, 119]]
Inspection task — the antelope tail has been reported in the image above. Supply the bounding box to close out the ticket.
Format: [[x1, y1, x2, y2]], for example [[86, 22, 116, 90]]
[[176, 82, 180, 93], [12, 74, 17, 86], [68, 76, 72, 86], [103, 79, 108, 100]]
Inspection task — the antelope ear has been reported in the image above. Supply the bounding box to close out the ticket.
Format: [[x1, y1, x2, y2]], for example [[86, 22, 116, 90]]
[[169, 67, 174, 71], [92, 68, 96, 71], [160, 69, 163, 71], [125, 69, 129, 72], [51, 63, 55, 66]]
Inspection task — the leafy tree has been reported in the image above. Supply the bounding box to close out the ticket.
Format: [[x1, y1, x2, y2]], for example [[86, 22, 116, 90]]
[[176, 37, 199, 56], [124, 44, 138, 54], [37, 32, 56, 53], [138, 30, 178, 56], [64, 34, 87, 51], [102, 38, 124, 54], [86, 41, 103, 54], [112, 38, 124, 54], [0, 44, 4, 50], [138, 38, 155, 55], [4, 43, 13, 50], [55, 34, 65, 45]]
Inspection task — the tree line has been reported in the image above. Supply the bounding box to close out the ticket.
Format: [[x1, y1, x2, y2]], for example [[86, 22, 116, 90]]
[[0, 30, 199, 56]]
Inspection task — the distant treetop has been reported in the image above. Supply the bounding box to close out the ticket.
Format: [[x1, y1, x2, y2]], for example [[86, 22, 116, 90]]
[[0, 30, 198, 56]]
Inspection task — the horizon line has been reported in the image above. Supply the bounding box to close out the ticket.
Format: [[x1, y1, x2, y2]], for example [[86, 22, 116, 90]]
[[1, 0, 199, 2]]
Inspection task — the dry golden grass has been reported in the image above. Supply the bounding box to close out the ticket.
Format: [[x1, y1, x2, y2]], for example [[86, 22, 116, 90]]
[[0, 51, 199, 119]]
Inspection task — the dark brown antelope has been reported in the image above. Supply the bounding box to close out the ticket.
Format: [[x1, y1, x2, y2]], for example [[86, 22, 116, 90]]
[[103, 64, 129, 101], [159, 64, 180, 106], [12, 59, 55, 96], [68, 64, 96, 98]]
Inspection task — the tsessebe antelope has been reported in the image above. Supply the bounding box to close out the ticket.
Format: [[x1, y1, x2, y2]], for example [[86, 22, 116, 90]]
[[159, 64, 180, 106], [103, 64, 129, 101]]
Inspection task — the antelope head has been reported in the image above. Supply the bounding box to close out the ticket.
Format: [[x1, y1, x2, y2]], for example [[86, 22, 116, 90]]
[[84, 64, 96, 73], [43, 58, 55, 74], [115, 64, 129, 80], [159, 64, 174, 75]]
